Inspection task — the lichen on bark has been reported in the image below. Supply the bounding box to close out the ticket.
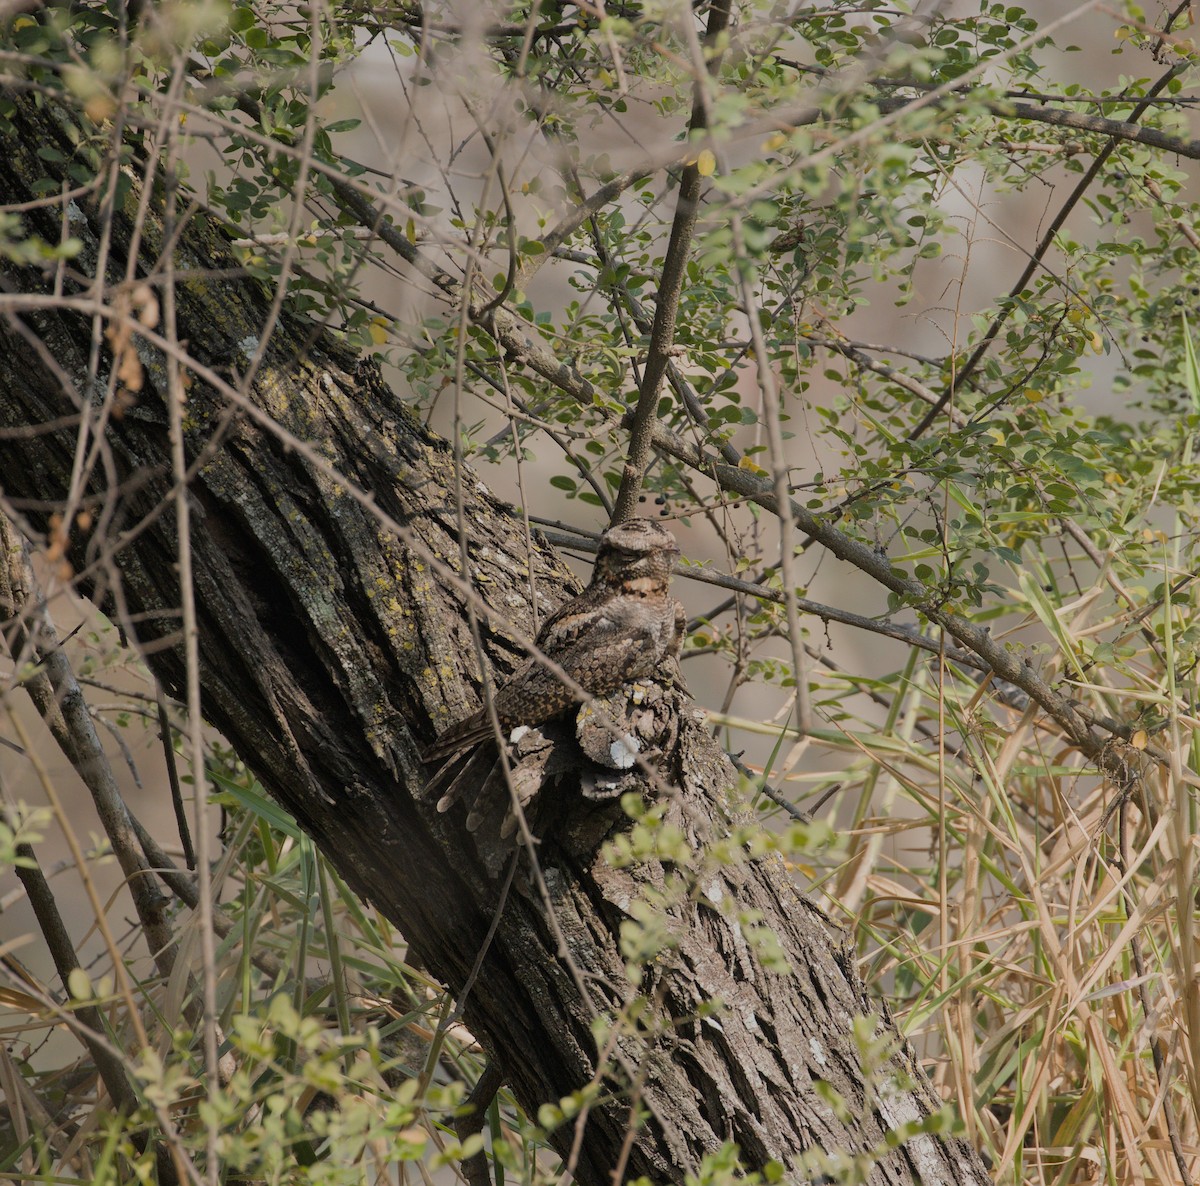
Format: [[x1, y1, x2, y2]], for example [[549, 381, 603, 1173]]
[[0, 89, 991, 1186]]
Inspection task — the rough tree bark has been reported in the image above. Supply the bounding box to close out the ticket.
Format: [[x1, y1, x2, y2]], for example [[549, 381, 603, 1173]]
[[0, 92, 992, 1185]]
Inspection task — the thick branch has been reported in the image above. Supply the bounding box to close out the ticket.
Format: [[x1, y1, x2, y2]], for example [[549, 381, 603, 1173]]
[[646, 421, 1099, 753], [0, 89, 990, 1186]]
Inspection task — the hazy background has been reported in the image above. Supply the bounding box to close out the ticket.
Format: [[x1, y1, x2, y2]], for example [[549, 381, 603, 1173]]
[[1, 0, 1185, 1028]]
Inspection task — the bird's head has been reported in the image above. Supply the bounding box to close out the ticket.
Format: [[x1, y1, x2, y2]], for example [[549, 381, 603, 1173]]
[[592, 517, 680, 589]]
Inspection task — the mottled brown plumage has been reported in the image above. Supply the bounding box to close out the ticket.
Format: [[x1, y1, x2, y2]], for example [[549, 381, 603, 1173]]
[[423, 519, 684, 766]]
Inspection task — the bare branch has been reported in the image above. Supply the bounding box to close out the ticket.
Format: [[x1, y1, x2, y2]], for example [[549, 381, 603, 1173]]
[[611, 0, 733, 523]]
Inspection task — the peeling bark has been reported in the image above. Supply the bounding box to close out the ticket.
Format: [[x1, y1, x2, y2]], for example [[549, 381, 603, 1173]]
[[0, 92, 991, 1185]]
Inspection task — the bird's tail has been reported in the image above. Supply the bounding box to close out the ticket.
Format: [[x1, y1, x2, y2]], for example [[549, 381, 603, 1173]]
[[421, 713, 497, 765]]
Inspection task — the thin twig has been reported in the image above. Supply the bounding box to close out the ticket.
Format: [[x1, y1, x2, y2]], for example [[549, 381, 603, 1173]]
[[610, 0, 732, 524], [910, 62, 1188, 436], [1115, 788, 1194, 1186], [162, 63, 227, 1178], [455, 1062, 504, 1186], [1, 859, 192, 1186], [155, 684, 194, 869]]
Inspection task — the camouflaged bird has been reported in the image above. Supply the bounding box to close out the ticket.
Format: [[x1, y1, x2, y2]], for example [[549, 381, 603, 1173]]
[[423, 518, 685, 765]]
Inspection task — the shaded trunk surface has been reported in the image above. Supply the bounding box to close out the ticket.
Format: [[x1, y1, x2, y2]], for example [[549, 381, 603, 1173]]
[[0, 92, 990, 1186]]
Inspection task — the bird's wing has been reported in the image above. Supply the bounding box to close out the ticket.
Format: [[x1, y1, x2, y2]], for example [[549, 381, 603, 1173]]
[[424, 596, 666, 762]]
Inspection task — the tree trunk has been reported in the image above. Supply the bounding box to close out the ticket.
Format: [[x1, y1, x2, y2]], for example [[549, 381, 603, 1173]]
[[0, 91, 991, 1186]]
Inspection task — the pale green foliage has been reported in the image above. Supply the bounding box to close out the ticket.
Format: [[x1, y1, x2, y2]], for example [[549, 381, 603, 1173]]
[[0, 804, 48, 867], [2, 763, 481, 1183], [4, 0, 1200, 1182]]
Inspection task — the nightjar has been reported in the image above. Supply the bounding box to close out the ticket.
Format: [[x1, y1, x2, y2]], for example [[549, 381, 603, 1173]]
[[423, 518, 685, 764]]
